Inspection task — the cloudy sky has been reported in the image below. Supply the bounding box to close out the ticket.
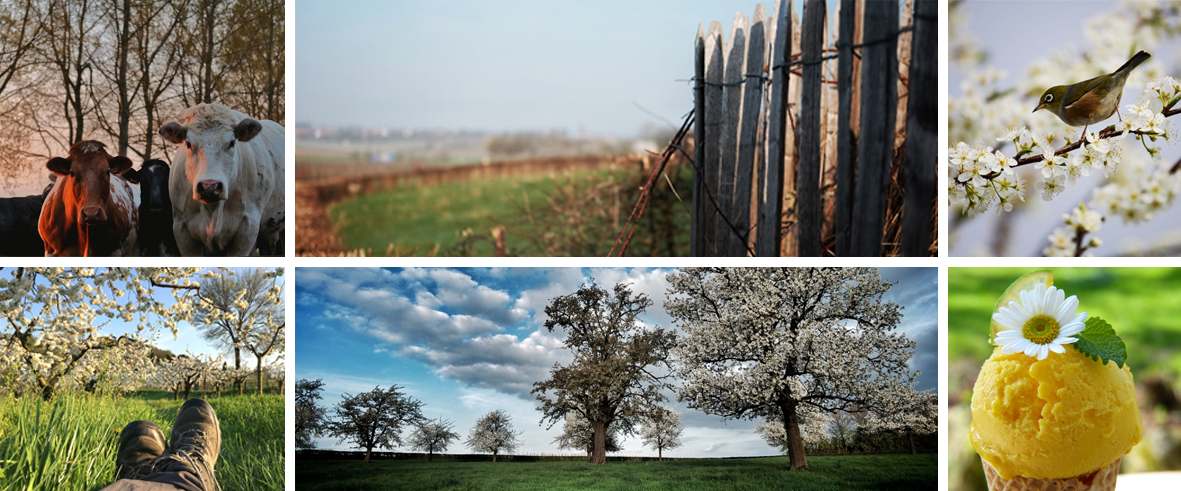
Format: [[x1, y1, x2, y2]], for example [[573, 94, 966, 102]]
[[295, 267, 936, 458]]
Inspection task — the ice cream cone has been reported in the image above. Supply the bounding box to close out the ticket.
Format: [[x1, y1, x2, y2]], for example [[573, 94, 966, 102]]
[[981, 457, 1122, 491]]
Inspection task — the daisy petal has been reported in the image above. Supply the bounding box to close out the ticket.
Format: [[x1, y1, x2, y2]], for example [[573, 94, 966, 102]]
[[1024, 343, 1042, 358], [1048, 343, 1065, 354], [1037, 344, 1050, 360], [1059, 323, 1085, 337], [1054, 295, 1079, 323]]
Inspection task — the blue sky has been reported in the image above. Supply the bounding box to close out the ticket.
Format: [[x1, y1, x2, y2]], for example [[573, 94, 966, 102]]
[[295, 0, 843, 137], [295, 267, 937, 458]]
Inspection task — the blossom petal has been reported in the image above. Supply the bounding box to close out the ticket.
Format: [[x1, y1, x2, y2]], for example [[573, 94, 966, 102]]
[[1054, 295, 1079, 323]]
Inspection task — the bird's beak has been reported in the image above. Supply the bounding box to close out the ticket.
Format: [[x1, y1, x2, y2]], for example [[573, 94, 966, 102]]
[[1032, 104, 1042, 113]]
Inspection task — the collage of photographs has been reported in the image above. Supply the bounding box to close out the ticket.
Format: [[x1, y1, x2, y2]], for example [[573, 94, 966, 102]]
[[0, 0, 1179, 490]]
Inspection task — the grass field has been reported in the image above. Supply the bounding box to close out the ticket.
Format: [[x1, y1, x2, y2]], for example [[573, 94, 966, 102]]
[[0, 390, 284, 491], [295, 453, 936, 491], [327, 166, 690, 257]]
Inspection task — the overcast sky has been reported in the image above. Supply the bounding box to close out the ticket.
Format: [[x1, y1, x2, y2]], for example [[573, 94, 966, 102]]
[[294, 0, 839, 137], [294, 267, 937, 458]]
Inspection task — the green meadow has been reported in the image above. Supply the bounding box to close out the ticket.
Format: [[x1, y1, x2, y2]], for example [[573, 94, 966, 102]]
[[295, 453, 936, 491], [0, 391, 284, 491], [327, 165, 692, 257]]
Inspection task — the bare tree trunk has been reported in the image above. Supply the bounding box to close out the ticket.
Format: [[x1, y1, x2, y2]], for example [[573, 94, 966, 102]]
[[783, 401, 810, 471], [255, 353, 264, 395], [364, 447, 371, 464], [492, 450, 498, 463], [590, 419, 607, 465], [908, 429, 916, 455]]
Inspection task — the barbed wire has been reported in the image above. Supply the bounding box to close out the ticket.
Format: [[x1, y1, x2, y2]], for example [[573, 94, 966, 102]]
[[687, 23, 915, 88], [608, 108, 757, 257]]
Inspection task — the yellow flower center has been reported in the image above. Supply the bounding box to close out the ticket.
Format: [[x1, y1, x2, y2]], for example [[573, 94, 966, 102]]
[[1023, 314, 1060, 345]]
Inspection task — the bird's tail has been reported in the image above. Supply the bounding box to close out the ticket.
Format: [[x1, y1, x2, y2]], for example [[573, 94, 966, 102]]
[[1117, 50, 1151, 75]]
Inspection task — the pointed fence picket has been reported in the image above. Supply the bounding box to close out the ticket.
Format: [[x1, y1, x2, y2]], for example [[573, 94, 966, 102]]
[[691, 0, 935, 256]]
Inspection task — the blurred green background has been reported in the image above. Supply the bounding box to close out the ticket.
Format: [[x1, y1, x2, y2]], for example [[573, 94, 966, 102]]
[[949, 268, 1181, 491]]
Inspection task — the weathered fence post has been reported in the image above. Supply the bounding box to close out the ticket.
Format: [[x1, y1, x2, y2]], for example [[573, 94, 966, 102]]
[[692, 24, 706, 257], [756, 0, 790, 258], [796, 0, 825, 257], [851, 0, 898, 256], [834, 0, 861, 256], [900, 0, 935, 256], [702, 22, 724, 255], [733, 5, 766, 256], [715, 13, 747, 257]]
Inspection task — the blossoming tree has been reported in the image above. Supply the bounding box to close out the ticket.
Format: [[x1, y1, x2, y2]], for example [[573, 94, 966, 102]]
[[531, 282, 677, 465], [639, 406, 683, 461], [409, 417, 460, 462], [0, 267, 204, 399], [949, 2, 1181, 256], [465, 409, 522, 463], [666, 267, 918, 471]]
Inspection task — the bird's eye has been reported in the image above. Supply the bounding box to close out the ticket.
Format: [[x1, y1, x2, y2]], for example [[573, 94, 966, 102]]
[[1045, 94, 1053, 103]]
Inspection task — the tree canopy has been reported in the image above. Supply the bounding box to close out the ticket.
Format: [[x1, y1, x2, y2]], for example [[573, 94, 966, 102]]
[[667, 267, 917, 471], [465, 409, 522, 463], [328, 385, 424, 464], [532, 282, 677, 465]]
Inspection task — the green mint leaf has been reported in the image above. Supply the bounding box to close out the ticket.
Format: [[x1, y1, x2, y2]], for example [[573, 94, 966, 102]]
[[1073, 317, 1127, 368]]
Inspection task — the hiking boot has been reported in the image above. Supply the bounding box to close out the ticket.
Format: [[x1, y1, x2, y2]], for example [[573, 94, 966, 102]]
[[155, 398, 221, 491], [116, 420, 168, 480]]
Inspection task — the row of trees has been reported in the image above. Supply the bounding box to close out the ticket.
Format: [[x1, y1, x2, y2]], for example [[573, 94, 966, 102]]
[[0, 0, 284, 189], [0, 267, 285, 399], [295, 380, 684, 463], [531, 268, 933, 470]]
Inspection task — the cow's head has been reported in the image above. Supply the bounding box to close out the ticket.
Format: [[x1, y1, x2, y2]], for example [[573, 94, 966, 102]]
[[46, 141, 132, 224], [160, 104, 261, 205], [124, 159, 172, 214]]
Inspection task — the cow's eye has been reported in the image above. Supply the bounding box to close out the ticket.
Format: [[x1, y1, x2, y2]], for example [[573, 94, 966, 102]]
[[185, 141, 192, 150], [227, 140, 235, 150]]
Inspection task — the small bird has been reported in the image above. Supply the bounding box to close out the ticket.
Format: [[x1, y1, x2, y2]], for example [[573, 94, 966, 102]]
[[1033, 50, 1151, 142]]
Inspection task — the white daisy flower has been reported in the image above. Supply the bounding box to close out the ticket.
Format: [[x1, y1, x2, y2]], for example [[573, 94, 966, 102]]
[[992, 283, 1087, 360]]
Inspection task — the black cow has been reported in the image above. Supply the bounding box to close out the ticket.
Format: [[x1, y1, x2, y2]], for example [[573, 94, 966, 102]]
[[123, 159, 179, 256], [0, 191, 46, 256]]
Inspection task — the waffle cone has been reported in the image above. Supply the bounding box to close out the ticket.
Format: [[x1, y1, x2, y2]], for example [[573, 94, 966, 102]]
[[981, 457, 1122, 491]]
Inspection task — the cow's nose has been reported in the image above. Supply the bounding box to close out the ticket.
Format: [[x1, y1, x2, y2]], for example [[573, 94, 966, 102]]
[[81, 206, 104, 223], [196, 179, 225, 203]]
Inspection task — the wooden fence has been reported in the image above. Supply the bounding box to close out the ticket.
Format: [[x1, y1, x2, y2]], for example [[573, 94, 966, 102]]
[[691, 0, 935, 256]]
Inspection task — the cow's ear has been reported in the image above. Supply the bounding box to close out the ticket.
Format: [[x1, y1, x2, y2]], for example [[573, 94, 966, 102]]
[[46, 157, 71, 176], [122, 168, 140, 184], [109, 155, 133, 174], [233, 118, 262, 142], [160, 122, 187, 144]]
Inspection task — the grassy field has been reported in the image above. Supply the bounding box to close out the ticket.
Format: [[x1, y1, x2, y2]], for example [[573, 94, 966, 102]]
[[0, 390, 284, 491], [295, 453, 936, 491], [327, 165, 691, 257], [948, 267, 1181, 491]]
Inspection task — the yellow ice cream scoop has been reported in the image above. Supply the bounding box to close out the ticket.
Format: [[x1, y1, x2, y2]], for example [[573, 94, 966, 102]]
[[970, 345, 1142, 480]]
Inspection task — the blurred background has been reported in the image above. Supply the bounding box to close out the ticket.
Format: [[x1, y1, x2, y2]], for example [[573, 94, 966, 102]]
[[294, 0, 880, 257], [949, 1, 1181, 256], [948, 268, 1181, 490]]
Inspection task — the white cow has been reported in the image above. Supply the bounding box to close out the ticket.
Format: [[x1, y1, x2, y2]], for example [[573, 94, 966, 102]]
[[159, 104, 284, 256]]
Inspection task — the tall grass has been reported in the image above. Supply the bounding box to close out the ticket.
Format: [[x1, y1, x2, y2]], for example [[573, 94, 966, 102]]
[[0, 392, 283, 491]]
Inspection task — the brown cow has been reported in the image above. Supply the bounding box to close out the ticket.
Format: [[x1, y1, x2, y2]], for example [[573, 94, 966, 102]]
[[38, 141, 139, 256]]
